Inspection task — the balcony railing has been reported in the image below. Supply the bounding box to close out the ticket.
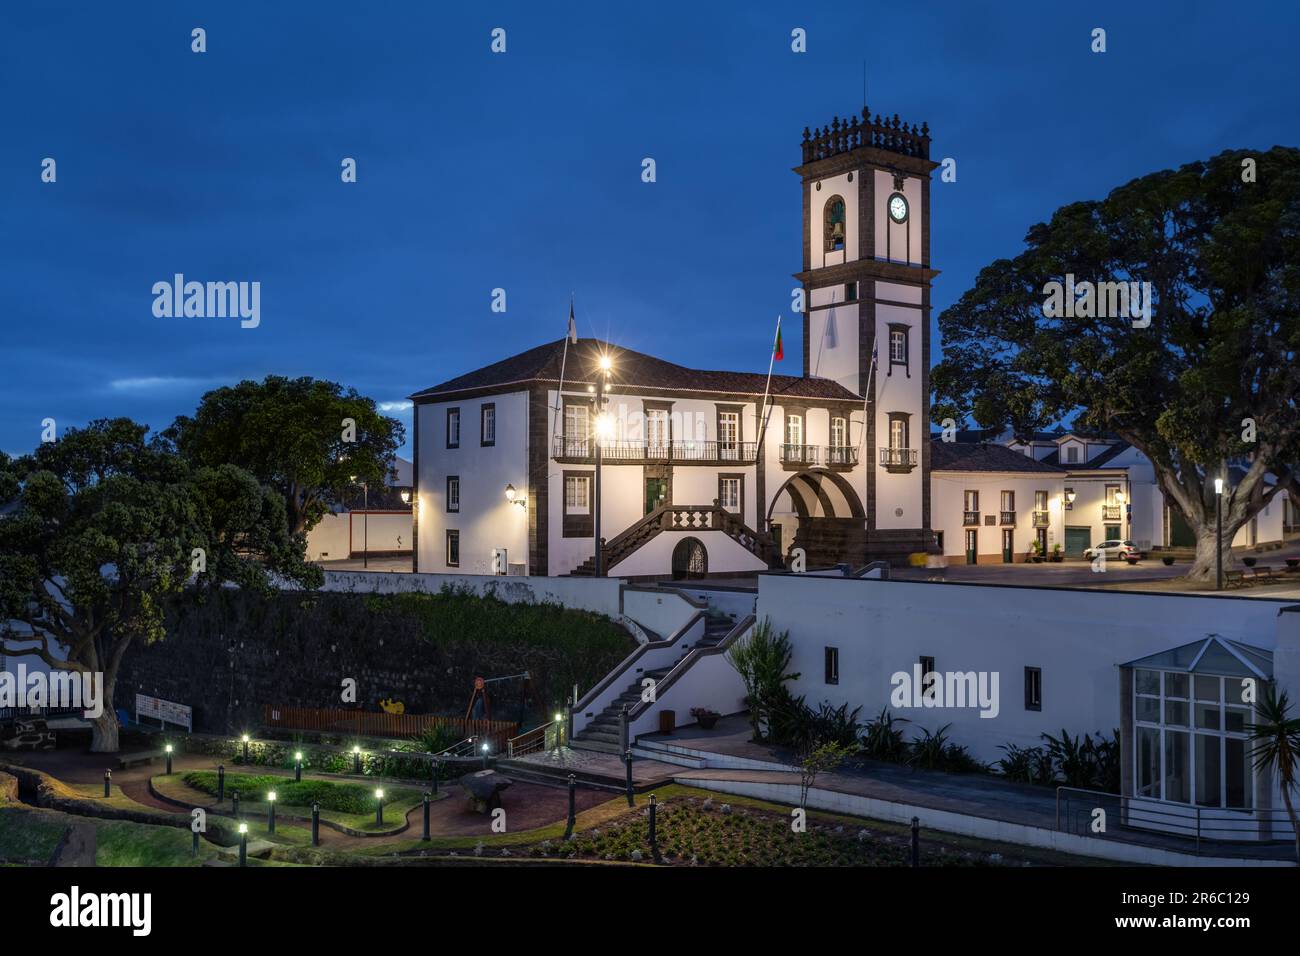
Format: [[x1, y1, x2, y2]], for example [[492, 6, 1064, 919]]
[[963, 511, 980, 527], [553, 437, 757, 464], [825, 445, 859, 467], [999, 511, 1016, 526], [780, 444, 820, 466], [879, 447, 918, 472], [1033, 510, 1050, 528], [1102, 505, 1122, 520]]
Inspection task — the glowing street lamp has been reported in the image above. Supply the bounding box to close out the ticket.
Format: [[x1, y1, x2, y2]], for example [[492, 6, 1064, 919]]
[[238, 822, 248, 866], [1215, 476, 1226, 590], [294, 751, 303, 783], [481, 741, 491, 770], [241, 734, 250, 763], [554, 712, 565, 750], [164, 743, 174, 775], [353, 745, 362, 775], [375, 787, 385, 826], [267, 790, 277, 834]]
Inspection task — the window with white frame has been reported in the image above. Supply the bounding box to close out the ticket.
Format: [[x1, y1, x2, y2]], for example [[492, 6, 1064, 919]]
[[785, 413, 803, 446], [564, 475, 590, 514], [480, 404, 496, 446], [646, 408, 669, 452], [1134, 669, 1253, 808], [830, 416, 847, 447], [719, 476, 741, 512], [446, 476, 460, 513], [446, 408, 461, 449]]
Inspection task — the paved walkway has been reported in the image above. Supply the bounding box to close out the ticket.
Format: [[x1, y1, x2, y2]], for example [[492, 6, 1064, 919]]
[[509, 746, 684, 786]]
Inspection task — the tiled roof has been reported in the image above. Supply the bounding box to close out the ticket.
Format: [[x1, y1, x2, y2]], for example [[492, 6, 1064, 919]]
[[930, 439, 1068, 474], [1042, 441, 1132, 468], [410, 338, 861, 402]]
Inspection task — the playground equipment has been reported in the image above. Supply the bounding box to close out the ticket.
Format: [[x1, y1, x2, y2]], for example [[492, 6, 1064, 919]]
[[464, 672, 539, 723]]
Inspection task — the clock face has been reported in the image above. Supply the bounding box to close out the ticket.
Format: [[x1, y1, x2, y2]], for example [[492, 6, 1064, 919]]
[[888, 192, 909, 223]]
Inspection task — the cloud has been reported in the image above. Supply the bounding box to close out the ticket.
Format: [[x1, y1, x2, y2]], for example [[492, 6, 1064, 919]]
[[378, 401, 413, 413], [108, 377, 217, 393]]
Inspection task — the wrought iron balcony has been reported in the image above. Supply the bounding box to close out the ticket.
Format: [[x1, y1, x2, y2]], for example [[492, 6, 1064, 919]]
[[825, 445, 859, 467], [879, 447, 918, 474], [999, 511, 1016, 526], [780, 444, 821, 466], [552, 437, 757, 464], [1102, 505, 1122, 520], [963, 511, 980, 527], [1033, 510, 1050, 528]]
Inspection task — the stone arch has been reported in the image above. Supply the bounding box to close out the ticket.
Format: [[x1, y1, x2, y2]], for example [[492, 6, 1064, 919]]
[[765, 468, 865, 523], [671, 536, 708, 580]]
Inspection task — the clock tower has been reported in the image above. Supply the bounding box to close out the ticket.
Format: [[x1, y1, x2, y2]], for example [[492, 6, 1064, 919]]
[[795, 107, 939, 563]]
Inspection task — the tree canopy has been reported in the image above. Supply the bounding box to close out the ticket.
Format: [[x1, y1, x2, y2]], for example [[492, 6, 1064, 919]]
[[0, 418, 321, 751], [165, 376, 405, 537], [932, 146, 1300, 577]]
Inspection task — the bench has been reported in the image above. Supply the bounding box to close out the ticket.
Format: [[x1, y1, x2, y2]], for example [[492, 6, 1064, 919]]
[[117, 750, 165, 769], [1223, 570, 1246, 588], [1247, 565, 1280, 582]]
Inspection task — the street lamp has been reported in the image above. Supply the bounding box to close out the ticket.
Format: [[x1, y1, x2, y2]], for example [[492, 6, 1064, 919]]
[[267, 790, 277, 834], [349, 476, 369, 570], [294, 750, 303, 783], [505, 483, 525, 509], [481, 741, 491, 769], [592, 356, 614, 576], [352, 745, 362, 775], [1215, 477, 1225, 590], [165, 743, 174, 775], [375, 787, 385, 826], [241, 734, 250, 763], [553, 711, 565, 750]]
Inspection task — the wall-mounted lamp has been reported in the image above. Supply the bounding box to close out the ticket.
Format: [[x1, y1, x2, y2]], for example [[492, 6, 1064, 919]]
[[1115, 491, 1126, 504], [1064, 490, 1076, 504], [400, 490, 411, 504], [1214, 477, 1225, 495], [505, 484, 526, 509]]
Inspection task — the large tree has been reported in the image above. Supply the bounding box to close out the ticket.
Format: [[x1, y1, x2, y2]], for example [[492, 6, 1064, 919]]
[[0, 419, 322, 752], [166, 376, 404, 537], [932, 146, 1300, 580]]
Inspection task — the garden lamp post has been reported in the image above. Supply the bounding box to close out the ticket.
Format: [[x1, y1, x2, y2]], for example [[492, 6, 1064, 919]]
[[353, 745, 362, 775], [164, 743, 173, 775], [375, 788, 385, 826], [241, 734, 250, 763], [592, 354, 613, 576], [103, 769, 111, 798], [553, 711, 565, 751], [294, 751, 303, 783], [238, 822, 248, 867], [267, 790, 277, 834], [351, 475, 369, 570], [481, 741, 490, 770], [1215, 477, 1225, 590], [217, 764, 225, 802]]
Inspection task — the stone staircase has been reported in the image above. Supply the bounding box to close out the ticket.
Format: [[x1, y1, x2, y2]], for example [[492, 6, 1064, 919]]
[[569, 504, 781, 576], [569, 613, 736, 753]]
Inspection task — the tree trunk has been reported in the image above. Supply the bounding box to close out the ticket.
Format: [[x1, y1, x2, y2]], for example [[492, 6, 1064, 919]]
[[90, 708, 120, 753], [1282, 782, 1300, 864], [1186, 526, 1239, 582]]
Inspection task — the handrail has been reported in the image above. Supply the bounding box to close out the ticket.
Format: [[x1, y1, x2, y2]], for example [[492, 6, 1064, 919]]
[[626, 614, 756, 723], [572, 609, 707, 716], [506, 721, 555, 758], [599, 504, 781, 572]]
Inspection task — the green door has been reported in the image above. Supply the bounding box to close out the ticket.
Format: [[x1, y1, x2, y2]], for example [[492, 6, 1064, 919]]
[[965, 529, 977, 565], [1001, 529, 1013, 563], [645, 478, 668, 515], [1064, 527, 1091, 557]]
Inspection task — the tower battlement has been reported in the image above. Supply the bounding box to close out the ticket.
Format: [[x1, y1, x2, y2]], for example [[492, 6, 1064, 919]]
[[800, 107, 931, 164]]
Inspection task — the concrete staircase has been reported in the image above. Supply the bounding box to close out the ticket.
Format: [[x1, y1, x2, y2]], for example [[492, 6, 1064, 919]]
[[569, 613, 736, 754]]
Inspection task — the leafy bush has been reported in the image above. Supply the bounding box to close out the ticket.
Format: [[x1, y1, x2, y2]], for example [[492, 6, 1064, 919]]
[[860, 708, 910, 762], [905, 725, 986, 773], [996, 743, 1055, 785], [1042, 728, 1121, 793]]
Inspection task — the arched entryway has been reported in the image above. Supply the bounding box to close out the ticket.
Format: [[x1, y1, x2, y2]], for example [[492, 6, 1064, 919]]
[[766, 468, 867, 568], [671, 537, 708, 580]]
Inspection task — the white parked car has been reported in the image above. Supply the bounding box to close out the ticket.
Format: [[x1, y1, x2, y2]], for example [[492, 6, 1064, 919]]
[[1084, 540, 1144, 561]]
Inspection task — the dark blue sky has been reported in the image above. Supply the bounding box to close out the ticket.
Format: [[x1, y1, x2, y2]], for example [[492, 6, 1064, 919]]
[[3, 1, 1297, 458]]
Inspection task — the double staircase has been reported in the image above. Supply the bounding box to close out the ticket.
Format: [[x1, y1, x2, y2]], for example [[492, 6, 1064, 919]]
[[569, 612, 737, 753], [569, 504, 782, 576]]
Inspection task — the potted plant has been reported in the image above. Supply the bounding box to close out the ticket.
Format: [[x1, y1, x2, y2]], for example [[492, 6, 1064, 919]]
[[690, 707, 721, 730], [1029, 539, 1044, 563], [1050, 544, 1064, 563], [1243, 556, 1257, 568], [1162, 556, 1176, 566]]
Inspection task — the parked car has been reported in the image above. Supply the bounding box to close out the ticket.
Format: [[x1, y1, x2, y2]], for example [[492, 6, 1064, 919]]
[[1084, 540, 1144, 561]]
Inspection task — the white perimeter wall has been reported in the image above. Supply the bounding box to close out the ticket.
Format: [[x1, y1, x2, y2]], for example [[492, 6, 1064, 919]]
[[314, 569, 624, 617], [756, 573, 1294, 763]]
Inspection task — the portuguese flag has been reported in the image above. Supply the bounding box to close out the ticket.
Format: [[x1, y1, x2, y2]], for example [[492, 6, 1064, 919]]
[[773, 318, 784, 361]]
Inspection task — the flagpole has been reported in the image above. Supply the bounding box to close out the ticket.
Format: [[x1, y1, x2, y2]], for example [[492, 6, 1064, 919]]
[[756, 316, 781, 446], [552, 297, 576, 445], [856, 342, 878, 465]]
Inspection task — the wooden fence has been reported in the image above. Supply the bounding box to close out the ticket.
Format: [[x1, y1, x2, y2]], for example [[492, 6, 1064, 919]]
[[262, 705, 519, 754]]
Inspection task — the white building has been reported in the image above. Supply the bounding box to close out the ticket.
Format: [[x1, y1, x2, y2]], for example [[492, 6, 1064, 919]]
[[405, 107, 1290, 581]]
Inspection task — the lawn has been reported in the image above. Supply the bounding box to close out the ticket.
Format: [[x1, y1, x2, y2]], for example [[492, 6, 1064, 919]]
[[0, 807, 66, 864], [171, 771, 424, 833]]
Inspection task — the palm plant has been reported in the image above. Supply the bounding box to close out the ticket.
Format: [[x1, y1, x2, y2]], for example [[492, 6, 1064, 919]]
[[725, 616, 800, 742], [1246, 685, 1300, 862]]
